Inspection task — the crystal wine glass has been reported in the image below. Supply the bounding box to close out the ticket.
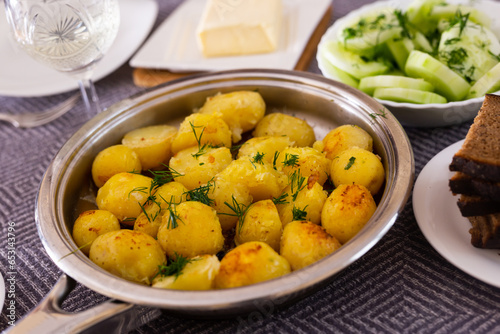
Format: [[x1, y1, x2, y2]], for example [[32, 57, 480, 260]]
[[4, 0, 120, 115]]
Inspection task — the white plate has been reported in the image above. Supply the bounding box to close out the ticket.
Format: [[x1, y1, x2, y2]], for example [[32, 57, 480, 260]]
[[317, 0, 500, 128], [0, 0, 158, 97], [129, 0, 331, 72], [413, 140, 500, 288]]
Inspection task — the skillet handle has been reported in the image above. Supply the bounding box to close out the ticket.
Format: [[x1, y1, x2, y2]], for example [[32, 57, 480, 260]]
[[4, 274, 161, 334]]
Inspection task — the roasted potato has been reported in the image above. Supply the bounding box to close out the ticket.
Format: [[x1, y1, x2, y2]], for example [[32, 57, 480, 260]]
[[319, 124, 373, 160], [96, 172, 153, 223], [89, 230, 166, 285], [169, 146, 232, 190], [214, 241, 291, 289], [72, 210, 121, 255], [198, 91, 266, 142], [252, 113, 315, 147], [157, 201, 224, 258], [91, 145, 142, 188], [321, 184, 377, 244], [275, 147, 330, 186], [236, 136, 294, 163], [152, 254, 220, 290], [235, 200, 282, 252], [330, 147, 385, 195], [134, 182, 188, 238], [277, 181, 328, 227], [280, 221, 341, 271], [217, 159, 287, 202], [208, 175, 253, 231], [171, 113, 232, 154], [122, 125, 177, 171]]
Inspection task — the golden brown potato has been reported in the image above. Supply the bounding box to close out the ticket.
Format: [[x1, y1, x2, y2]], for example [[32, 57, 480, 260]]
[[91, 145, 142, 188], [252, 113, 315, 147], [277, 181, 328, 227], [122, 125, 177, 171], [280, 221, 341, 271], [72, 210, 121, 255], [198, 91, 266, 142], [89, 230, 166, 285], [134, 182, 188, 238], [152, 255, 220, 290], [320, 124, 373, 160], [157, 201, 224, 258], [217, 159, 287, 202], [236, 136, 294, 163], [169, 146, 232, 190], [275, 147, 331, 186], [95, 172, 153, 224], [330, 147, 385, 195], [214, 241, 291, 289], [235, 200, 282, 252], [171, 113, 232, 154], [321, 184, 377, 244], [208, 175, 253, 231]]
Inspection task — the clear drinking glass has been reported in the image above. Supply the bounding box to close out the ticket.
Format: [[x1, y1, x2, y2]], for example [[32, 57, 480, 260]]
[[4, 0, 120, 115]]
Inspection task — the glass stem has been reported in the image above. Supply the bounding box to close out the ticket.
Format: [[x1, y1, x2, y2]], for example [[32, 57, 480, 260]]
[[78, 78, 101, 116]]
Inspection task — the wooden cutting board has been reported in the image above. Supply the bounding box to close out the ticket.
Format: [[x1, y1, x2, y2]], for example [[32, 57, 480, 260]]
[[132, 4, 333, 88]]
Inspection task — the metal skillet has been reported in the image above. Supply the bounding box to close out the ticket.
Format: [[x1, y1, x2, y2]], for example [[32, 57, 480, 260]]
[[9, 69, 414, 332]]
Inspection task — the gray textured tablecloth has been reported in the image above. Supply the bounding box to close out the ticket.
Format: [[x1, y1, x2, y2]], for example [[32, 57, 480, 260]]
[[1, 0, 499, 333]]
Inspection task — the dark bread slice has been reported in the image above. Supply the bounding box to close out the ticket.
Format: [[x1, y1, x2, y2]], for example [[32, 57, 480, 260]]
[[449, 172, 500, 201], [449, 94, 500, 182], [468, 213, 500, 248], [457, 194, 500, 217]]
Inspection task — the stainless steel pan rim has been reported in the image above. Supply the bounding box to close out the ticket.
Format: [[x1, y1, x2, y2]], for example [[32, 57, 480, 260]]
[[35, 69, 414, 314]]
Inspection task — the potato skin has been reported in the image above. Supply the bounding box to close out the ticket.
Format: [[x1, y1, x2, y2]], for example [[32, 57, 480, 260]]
[[157, 201, 224, 258], [96, 172, 153, 223], [152, 255, 220, 290], [280, 221, 341, 271], [72, 210, 121, 255], [321, 184, 377, 244], [171, 113, 232, 154], [214, 241, 291, 289], [122, 125, 177, 171], [169, 146, 232, 190], [235, 200, 282, 252], [134, 182, 188, 238], [198, 91, 266, 142], [89, 230, 166, 285], [237, 136, 294, 163], [276, 147, 331, 186], [277, 182, 328, 227], [91, 145, 142, 188], [217, 159, 287, 202], [321, 124, 373, 160], [330, 147, 385, 195], [252, 113, 315, 147]]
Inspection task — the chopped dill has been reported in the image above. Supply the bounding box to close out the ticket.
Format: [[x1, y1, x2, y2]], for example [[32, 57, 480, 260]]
[[154, 253, 193, 280], [272, 192, 289, 205], [184, 179, 215, 206], [250, 151, 265, 168], [289, 170, 307, 201], [282, 153, 300, 168], [344, 157, 356, 170], [292, 205, 308, 221], [369, 108, 388, 120], [223, 195, 249, 234]]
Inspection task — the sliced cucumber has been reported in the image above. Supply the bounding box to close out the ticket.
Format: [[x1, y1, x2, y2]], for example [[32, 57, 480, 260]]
[[406, 0, 442, 34], [467, 62, 500, 99], [411, 30, 433, 53], [405, 50, 470, 101], [359, 75, 434, 95], [386, 37, 414, 72], [373, 87, 447, 104], [318, 52, 359, 89], [321, 41, 390, 80], [429, 4, 491, 28]]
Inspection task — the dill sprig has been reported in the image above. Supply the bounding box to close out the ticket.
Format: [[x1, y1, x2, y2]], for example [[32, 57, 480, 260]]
[[282, 153, 300, 168], [394, 9, 412, 39], [165, 203, 182, 229], [272, 151, 280, 170], [183, 179, 215, 206], [289, 169, 307, 201], [190, 121, 216, 159], [292, 205, 309, 221], [153, 253, 193, 280], [369, 108, 388, 120], [272, 192, 289, 206], [223, 195, 249, 234], [250, 151, 265, 168]]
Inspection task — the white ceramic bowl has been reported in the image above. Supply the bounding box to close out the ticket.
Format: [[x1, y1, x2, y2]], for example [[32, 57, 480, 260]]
[[317, 0, 500, 127]]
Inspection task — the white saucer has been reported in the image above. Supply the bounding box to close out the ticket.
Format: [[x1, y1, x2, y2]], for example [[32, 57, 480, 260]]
[[0, 0, 158, 97], [413, 140, 500, 288]]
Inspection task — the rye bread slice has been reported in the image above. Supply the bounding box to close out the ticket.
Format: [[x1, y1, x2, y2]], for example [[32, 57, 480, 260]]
[[468, 213, 500, 248], [449, 94, 500, 182], [457, 194, 500, 217], [449, 172, 500, 201]]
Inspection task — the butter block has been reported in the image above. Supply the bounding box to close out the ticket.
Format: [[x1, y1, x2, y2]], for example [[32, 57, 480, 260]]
[[196, 0, 283, 57]]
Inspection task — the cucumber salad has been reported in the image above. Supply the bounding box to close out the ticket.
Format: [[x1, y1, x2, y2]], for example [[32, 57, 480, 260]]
[[319, 0, 500, 104]]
